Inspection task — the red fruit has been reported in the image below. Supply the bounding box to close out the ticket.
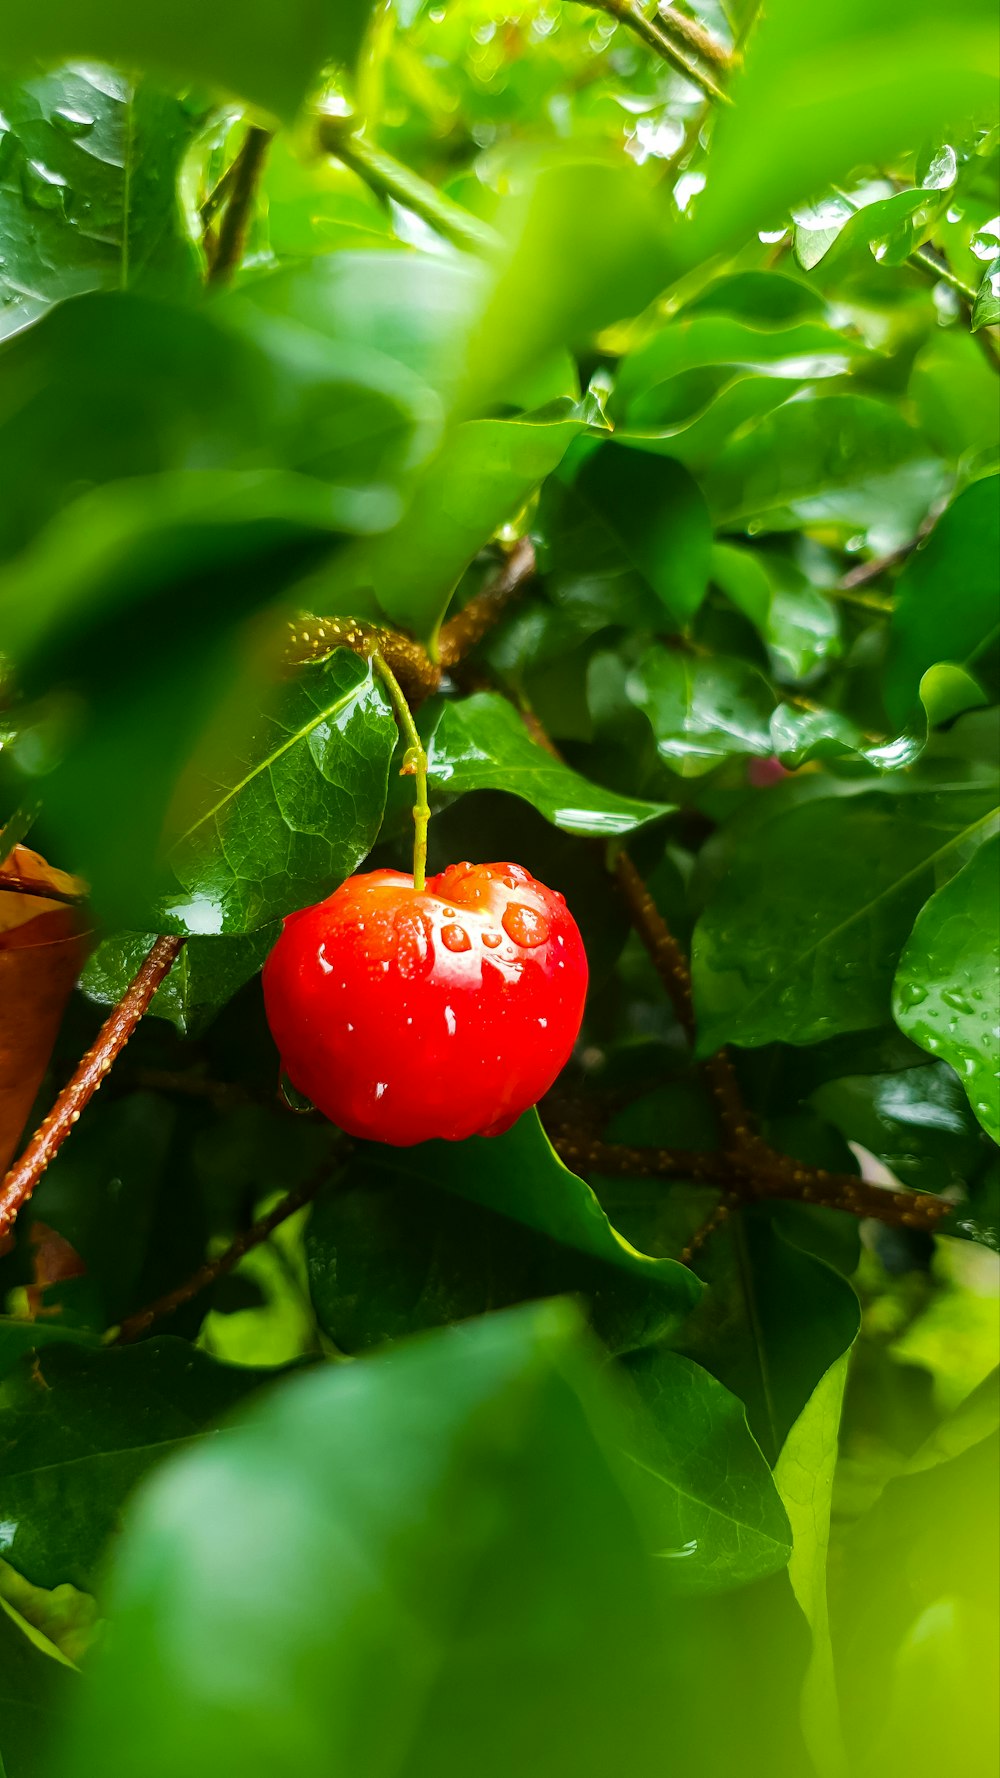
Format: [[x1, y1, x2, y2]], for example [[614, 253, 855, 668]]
[[262, 861, 588, 1146]]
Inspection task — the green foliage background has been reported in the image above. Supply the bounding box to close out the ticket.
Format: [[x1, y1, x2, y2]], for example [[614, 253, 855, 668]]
[[0, 2, 997, 1774]]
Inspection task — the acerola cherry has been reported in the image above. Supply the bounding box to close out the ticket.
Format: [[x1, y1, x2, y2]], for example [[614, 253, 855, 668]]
[[262, 861, 588, 1146]]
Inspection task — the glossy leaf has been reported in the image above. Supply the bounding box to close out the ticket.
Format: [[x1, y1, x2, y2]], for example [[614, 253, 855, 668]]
[[710, 544, 842, 683], [566, 444, 711, 625], [703, 394, 946, 552], [425, 690, 672, 837], [80, 928, 275, 1035], [886, 476, 1000, 725], [692, 789, 999, 1053], [811, 1063, 996, 1207], [58, 1303, 677, 1778], [162, 651, 397, 936], [366, 1109, 702, 1324], [307, 1169, 694, 1359], [893, 834, 1000, 1141], [0, 65, 203, 339], [0, 1339, 272, 1592], [618, 1347, 792, 1592], [675, 1208, 861, 1465], [0, 0, 377, 122], [0, 1319, 97, 1383], [971, 254, 1000, 330], [0, 1596, 74, 1776]]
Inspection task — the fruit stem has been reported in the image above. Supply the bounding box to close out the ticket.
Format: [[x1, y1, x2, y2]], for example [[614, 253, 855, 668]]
[[371, 650, 430, 893]]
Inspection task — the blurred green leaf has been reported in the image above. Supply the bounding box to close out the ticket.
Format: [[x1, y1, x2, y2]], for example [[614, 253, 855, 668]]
[[692, 788, 999, 1052], [0, 0, 377, 121], [0, 1558, 100, 1668], [424, 690, 673, 837], [886, 476, 1000, 725], [812, 1063, 996, 1207], [57, 1302, 677, 1778], [162, 651, 397, 936], [0, 1320, 97, 1383], [893, 834, 1000, 1141], [0, 66, 203, 340], [0, 1339, 273, 1592], [693, 0, 1000, 259]]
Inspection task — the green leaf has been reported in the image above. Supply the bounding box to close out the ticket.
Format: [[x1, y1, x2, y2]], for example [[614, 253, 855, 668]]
[[0, 66, 203, 339], [886, 476, 1000, 725], [0, 473, 391, 924], [567, 444, 712, 626], [0, 1593, 74, 1776], [971, 253, 1000, 330], [57, 1303, 677, 1778], [365, 1109, 702, 1325], [711, 544, 843, 683], [675, 1208, 861, 1465], [811, 1063, 996, 1205], [0, 1338, 273, 1593], [692, 789, 999, 1053], [794, 186, 944, 273], [162, 651, 397, 936], [692, 0, 999, 261], [326, 400, 587, 641], [893, 834, 1000, 1141], [618, 1347, 792, 1592], [774, 1354, 852, 1778], [307, 1167, 693, 1358], [424, 690, 672, 837], [0, 1558, 100, 1669], [0, 1320, 97, 1384], [0, 0, 377, 122], [703, 394, 946, 552], [80, 928, 275, 1035]]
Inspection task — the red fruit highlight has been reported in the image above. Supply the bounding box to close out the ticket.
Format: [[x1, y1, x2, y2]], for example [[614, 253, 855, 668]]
[[262, 862, 588, 1146]]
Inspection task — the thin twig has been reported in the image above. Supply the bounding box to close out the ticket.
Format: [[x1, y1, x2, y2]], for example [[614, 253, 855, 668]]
[[655, 4, 735, 72], [0, 936, 186, 1238], [207, 125, 273, 287], [438, 538, 538, 668], [115, 1165, 331, 1343], [567, 0, 731, 104], [316, 109, 499, 254]]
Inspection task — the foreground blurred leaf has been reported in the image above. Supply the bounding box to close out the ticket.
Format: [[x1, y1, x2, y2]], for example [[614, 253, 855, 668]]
[[692, 788, 999, 1052], [425, 691, 672, 837], [0, 65, 203, 340], [893, 834, 1000, 1141], [0, 473, 393, 923], [885, 476, 1000, 726], [0, 1339, 272, 1592], [0, 1557, 99, 1668], [0, 0, 377, 121], [161, 651, 397, 935], [693, 0, 1000, 259], [58, 1303, 677, 1778]]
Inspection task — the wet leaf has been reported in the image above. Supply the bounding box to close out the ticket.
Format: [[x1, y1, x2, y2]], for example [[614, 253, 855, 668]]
[[886, 476, 1000, 725], [893, 834, 1000, 1141], [424, 690, 672, 837], [567, 444, 712, 626], [80, 927, 275, 1035]]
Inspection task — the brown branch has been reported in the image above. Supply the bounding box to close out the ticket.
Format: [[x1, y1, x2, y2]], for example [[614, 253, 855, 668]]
[[284, 541, 538, 704], [566, 0, 731, 103], [115, 1164, 332, 1343], [655, 4, 735, 72], [0, 936, 186, 1238], [207, 125, 273, 287], [438, 538, 537, 667]]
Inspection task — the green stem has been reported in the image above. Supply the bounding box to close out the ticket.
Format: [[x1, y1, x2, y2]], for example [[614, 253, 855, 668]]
[[315, 110, 499, 255], [909, 246, 978, 303], [207, 124, 273, 287], [566, 0, 731, 104], [371, 652, 430, 893]]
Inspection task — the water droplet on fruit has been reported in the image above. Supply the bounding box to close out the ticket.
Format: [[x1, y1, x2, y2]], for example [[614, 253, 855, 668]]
[[443, 908, 456, 918], [441, 922, 472, 953], [502, 902, 549, 947], [483, 931, 502, 948], [538, 1017, 548, 1029], [393, 908, 433, 978], [444, 1005, 457, 1036]]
